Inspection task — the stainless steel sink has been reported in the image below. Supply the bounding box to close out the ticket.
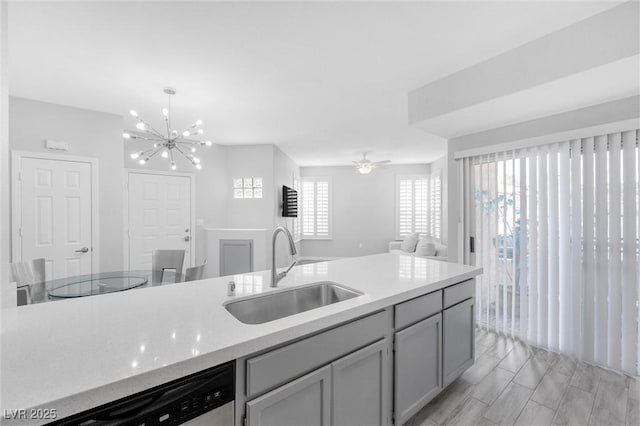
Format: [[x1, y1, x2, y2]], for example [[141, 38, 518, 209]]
[[224, 282, 363, 324]]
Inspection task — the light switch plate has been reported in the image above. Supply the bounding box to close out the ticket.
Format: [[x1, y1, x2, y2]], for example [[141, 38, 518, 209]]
[[45, 139, 69, 151]]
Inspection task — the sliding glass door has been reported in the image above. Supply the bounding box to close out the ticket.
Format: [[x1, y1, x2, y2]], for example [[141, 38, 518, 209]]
[[463, 129, 640, 376]]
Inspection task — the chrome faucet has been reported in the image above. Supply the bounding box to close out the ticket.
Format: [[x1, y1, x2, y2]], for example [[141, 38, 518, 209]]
[[271, 226, 298, 287]]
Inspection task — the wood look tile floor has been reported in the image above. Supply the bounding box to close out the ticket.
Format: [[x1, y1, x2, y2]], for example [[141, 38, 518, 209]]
[[404, 328, 640, 426]]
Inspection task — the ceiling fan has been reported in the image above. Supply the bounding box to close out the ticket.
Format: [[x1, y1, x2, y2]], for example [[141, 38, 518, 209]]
[[353, 152, 391, 174]]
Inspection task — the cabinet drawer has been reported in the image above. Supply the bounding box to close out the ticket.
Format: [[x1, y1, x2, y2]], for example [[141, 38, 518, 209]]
[[394, 290, 442, 330], [443, 279, 475, 308], [246, 310, 390, 398]]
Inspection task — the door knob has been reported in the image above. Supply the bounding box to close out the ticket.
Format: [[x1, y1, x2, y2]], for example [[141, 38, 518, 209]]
[[184, 236, 190, 242], [75, 247, 89, 253]]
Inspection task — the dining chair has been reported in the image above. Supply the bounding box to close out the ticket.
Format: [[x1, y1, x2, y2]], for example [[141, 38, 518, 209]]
[[152, 250, 185, 284], [184, 260, 207, 282], [9, 258, 46, 306]]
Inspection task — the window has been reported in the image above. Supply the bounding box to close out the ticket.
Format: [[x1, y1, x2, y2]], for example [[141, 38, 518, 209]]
[[396, 175, 428, 238], [301, 177, 331, 239], [233, 177, 263, 199], [429, 172, 442, 239], [464, 129, 640, 376]]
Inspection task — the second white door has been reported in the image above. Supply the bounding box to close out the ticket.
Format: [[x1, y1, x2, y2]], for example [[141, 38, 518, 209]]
[[128, 172, 192, 271], [18, 156, 94, 280]]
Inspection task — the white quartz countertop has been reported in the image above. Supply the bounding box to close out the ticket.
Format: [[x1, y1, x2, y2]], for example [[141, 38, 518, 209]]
[[0, 253, 481, 422]]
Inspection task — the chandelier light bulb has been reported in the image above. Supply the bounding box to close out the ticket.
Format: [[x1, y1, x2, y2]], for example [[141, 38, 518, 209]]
[[124, 89, 211, 171]]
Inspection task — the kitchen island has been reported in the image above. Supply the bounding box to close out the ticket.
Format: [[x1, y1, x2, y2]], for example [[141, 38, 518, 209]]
[[1, 253, 481, 425]]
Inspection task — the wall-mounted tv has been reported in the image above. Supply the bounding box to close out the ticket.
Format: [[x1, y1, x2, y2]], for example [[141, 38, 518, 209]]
[[282, 185, 298, 217]]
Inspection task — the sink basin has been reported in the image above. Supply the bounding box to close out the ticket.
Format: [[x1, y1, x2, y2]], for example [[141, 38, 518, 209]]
[[224, 281, 364, 324]]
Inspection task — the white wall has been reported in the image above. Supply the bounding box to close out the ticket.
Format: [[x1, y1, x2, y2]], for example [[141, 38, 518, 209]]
[[1, 0, 13, 313], [273, 145, 300, 227], [225, 144, 275, 229], [273, 146, 300, 267], [9, 97, 125, 273], [446, 96, 640, 263], [300, 164, 429, 258], [124, 137, 228, 265]]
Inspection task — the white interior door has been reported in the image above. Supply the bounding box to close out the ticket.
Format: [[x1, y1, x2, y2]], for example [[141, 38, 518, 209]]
[[18, 157, 93, 280], [128, 172, 192, 271]]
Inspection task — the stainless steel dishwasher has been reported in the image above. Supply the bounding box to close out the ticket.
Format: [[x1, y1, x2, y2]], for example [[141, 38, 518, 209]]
[[52, 362, 234, 426]]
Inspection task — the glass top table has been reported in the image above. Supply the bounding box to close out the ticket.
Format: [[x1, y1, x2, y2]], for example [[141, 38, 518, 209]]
[[44, 270, 182, 300], [48, 272, 149, 298]]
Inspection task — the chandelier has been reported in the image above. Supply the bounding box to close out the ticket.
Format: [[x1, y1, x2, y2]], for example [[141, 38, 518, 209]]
[[123, 87, 212, 170]]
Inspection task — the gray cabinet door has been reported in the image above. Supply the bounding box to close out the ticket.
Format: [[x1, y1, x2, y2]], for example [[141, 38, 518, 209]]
[[443, 298, 475, 387], [246, 365, 331, 426], [220, 239, 253, 276], [332, 339, 391, 426], [394, 313, 442, 426]]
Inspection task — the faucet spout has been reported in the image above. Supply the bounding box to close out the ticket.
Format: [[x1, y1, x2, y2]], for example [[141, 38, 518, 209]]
[[271, 226, 298, 287]]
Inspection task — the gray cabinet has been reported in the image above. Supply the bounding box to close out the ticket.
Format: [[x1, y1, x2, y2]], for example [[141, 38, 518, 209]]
[[332, 339, 391, 426], [443, 298, 475, 387], [220, 239, 253, 276], [394, 313, 442, 426], [246, 365, 331, 426], [242, 280, 477, 426], [246, 339, 391, 426]]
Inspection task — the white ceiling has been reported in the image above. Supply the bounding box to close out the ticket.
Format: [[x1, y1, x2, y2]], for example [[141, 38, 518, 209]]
[[415, 55, 640, 138], [7, 1, 623, 166]]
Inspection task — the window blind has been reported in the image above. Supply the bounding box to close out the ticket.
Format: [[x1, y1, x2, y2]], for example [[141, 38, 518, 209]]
[[301, 177, 331, 238], [429, 173, 442, 239], [396, 175, 428, 238], [464, 129, 640, 375]]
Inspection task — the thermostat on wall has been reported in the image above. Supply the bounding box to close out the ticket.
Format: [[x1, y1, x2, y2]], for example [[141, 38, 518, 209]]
[[45, 139, 69, 151]]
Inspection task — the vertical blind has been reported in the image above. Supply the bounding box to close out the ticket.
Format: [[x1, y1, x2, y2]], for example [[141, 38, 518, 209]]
[[302, 177, 331, 238], [464, 129, 640, 375]]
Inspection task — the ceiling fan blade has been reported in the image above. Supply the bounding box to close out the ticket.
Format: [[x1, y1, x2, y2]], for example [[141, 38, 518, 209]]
[[371, 160, 391, 166]]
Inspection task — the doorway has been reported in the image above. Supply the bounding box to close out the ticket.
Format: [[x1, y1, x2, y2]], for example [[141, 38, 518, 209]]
[[11, 151, 98, 280], [126, 170, 195, 271]]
